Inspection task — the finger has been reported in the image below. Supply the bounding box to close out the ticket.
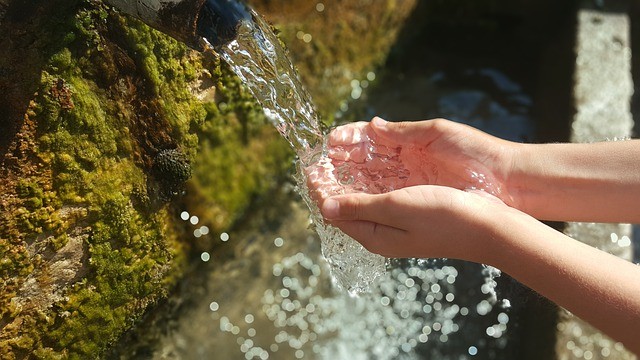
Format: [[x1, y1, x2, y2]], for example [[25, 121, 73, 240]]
[[328, 143, 369, 163], [370, 117, 443, 145], [321, 192, 408, 227], [328, 122, 372, 146], [304, 161, 342, 202], [331, 220, 407, 257]]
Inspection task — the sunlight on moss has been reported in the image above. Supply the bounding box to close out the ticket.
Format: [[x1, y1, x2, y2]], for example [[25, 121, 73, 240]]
[[1, 0, 296, 357]]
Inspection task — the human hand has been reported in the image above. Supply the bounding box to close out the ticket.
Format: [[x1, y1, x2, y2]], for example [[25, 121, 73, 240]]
[[319, 184, 514, 262], [327, 117, 519, 205]]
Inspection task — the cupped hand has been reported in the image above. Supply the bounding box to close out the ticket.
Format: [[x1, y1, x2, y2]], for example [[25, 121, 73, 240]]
[[319, 184, 515, 263], [328, 117, 519, 205]]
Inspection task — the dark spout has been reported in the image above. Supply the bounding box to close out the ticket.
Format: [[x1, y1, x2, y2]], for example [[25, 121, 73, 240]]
[[103, 0, 251, 50], [196, 0, 252, 48]]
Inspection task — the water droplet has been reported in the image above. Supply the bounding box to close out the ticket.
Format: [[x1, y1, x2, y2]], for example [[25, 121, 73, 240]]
[[468, 346, 478, 356], [498, 312, 509, 324], [618, 236, 631, 247], [486, 326, 496, 337], [220, 232, 230, 241], [611, 233, 619, 243], [274, 237, 284, 247], [201, 252, 210, 262], [209, 301, 219, 311]]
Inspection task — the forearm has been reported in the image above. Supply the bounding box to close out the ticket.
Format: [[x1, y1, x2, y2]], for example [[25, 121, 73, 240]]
[[508, 140, 640, 222], [484, 211, 640, 354]]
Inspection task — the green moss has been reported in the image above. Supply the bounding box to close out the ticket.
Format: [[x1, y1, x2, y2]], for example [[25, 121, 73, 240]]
[[183, 57, 293, 228], [1, 0, 292, 358], [119, 17, 205, 157], [2, 0, 188, 357]]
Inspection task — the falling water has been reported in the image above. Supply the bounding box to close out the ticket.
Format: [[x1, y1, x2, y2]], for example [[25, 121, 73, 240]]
[[197, 3, 388, 293]]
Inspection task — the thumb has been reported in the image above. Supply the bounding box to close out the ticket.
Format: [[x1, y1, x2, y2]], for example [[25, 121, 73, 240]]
[[370, 117, 443, 145], [320, 192, 406, 227]]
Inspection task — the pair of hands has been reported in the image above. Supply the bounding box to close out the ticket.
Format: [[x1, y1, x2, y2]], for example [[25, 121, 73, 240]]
[[306, 118, 640, 354], [307, 117, 525, 262]]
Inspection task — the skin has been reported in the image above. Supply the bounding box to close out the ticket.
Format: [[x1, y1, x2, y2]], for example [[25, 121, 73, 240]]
[[309, 117, 640, 354]]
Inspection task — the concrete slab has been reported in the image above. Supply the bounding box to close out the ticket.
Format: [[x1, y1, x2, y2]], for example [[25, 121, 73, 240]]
[[572, 10, 634, 143], [555, 6, 637, 360]]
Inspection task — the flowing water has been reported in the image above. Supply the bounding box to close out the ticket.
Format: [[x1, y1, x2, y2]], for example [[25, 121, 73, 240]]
[[198, 3, 391, 294]]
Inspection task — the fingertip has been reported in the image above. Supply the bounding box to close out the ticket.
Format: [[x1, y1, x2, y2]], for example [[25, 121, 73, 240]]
[[328, 125, 347, 145], [371, 117, 398, 140], [321, 198, 340, 220], [371, 116, 387, 129], [328, 122, 369, 146]]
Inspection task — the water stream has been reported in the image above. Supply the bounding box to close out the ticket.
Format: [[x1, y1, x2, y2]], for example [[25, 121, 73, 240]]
[[198, 3, 391, 294]]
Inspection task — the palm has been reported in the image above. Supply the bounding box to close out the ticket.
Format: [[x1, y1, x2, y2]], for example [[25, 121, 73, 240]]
[[327, 120, 511, 200]]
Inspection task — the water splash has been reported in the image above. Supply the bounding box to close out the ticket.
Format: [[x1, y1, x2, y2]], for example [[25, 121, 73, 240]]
[[202, 249, 511, 360], [199, 11, 323, 165], [198, 7, 388, 292]]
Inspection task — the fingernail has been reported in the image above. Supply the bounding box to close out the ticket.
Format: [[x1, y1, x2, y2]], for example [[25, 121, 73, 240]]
[[321, 198, 340, 219], [372, 117, 387, 128]]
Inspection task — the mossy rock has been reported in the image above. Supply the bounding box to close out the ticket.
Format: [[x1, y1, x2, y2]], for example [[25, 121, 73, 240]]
[[0, 0, 415, 358]]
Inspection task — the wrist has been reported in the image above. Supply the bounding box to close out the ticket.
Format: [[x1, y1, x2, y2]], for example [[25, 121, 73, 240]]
[[453, 190, 520, 265], [501, 141, 538, 213]]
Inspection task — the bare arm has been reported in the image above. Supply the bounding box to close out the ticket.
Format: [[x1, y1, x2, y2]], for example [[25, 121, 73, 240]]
[[486, 204, 640, 353], [509, 140, 640, 223], [319, 187, 640, 354]]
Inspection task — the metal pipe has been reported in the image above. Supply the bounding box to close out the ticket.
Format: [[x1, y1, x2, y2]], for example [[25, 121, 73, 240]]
[[103, 0, 251, 49]]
